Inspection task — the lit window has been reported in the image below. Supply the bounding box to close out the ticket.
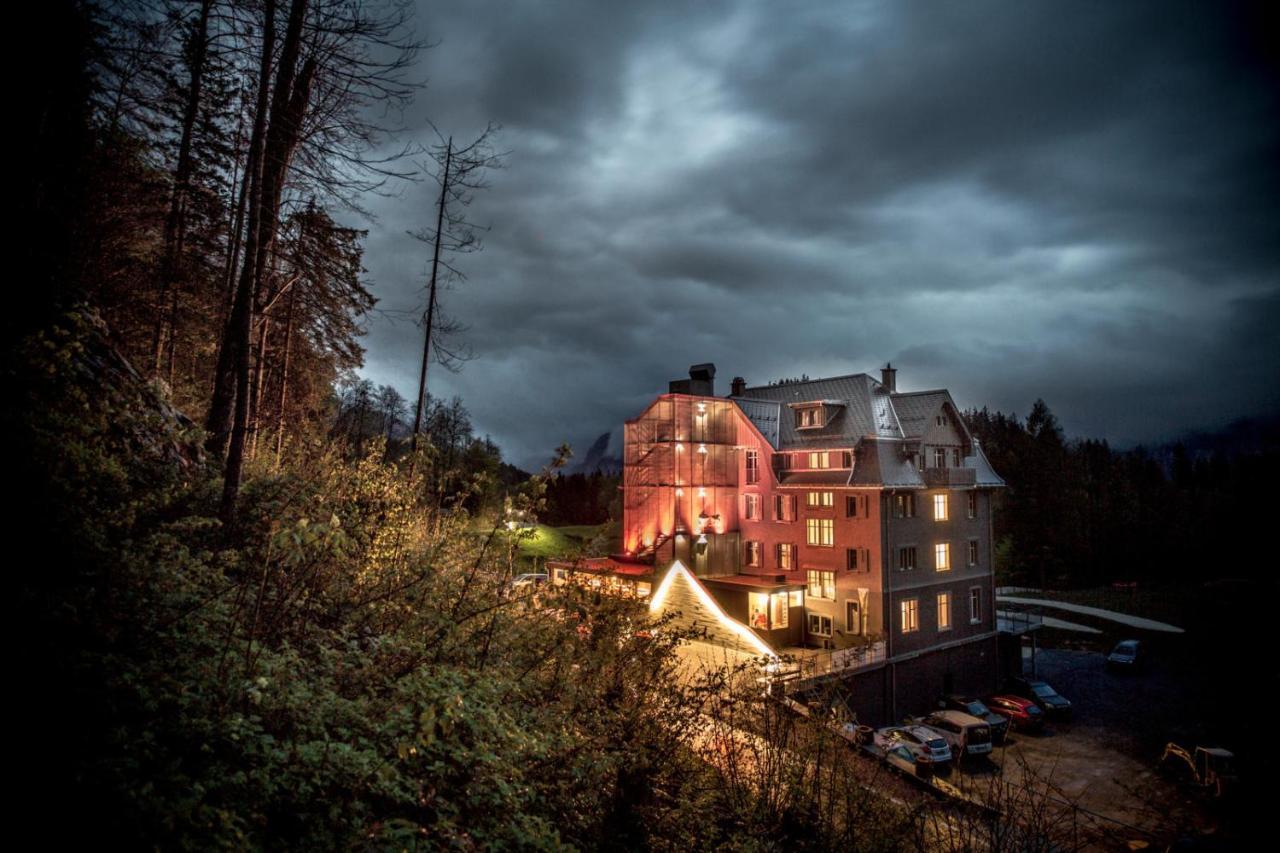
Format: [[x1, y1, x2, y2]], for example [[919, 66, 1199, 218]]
[[901, 598, 919, 633], [808, 613, 833, 636], [748, 591, 791, 630], [967, 492, 977, 519], [745, 449, 759, 484], [771, 591, 789, 628], [938, 592, 951, 631], [797, 407, 823, 429], [969, 587, 982, 623], [806, 517, 834, 546], [745, 540, 761, 567], [789, 589, 804, 607], [968, 540, 978, 566], [935, 543, 951, 572], [776, 542, 794, 569], [806, 491, 834, 508], [744, 494, 760, 521], [897, 546, 917, 571], [933, 494, 948, 521], [807, 451, 830, 469], [807, 570, 835, 599]]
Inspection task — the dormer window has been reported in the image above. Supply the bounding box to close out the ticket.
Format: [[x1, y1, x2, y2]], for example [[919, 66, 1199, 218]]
[[796, 406, 823, 429]]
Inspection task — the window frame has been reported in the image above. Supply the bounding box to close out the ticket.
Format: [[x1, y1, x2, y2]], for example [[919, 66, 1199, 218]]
[[807, 613, 833, 636], [807, 569, 836, 600], [969, 586, 982, 624], [933, 493, 948, 521], [806, 517, 835, 547], [900, 598, 919, 633], [745, 449, 759, 484], [937, 591, 952, 631], [897, 545, 917, 571], [968, 539, 978, 566], [935, 542, 951, 572]]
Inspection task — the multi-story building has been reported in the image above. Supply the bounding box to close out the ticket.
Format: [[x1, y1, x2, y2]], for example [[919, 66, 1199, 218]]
[[555, 362, 1006, 722]]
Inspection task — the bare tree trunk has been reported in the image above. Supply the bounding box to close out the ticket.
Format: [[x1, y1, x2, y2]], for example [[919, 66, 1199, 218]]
[[410, 137, 451, 467], [273, 282, 298, 469], [151, 0, 215, 379], [220, 0, 315, 521], [208, 0, 276, 457], [248, 313, 271, 461]]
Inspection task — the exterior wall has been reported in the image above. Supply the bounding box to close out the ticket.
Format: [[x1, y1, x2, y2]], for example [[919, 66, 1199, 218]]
[[623, 394, 742, 576], [883, 488, 996, 656]]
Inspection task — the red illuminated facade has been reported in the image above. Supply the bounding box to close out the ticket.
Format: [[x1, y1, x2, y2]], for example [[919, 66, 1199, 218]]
[[620, 363, 1008, 720]]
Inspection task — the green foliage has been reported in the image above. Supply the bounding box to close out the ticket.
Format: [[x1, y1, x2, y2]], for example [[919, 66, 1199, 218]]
[[13, 311, 918, 850]]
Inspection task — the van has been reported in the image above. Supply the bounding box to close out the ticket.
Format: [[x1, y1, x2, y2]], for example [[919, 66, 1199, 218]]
[[922, 710, 992, 758]]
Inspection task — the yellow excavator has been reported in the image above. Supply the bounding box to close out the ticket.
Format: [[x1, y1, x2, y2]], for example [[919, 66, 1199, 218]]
[[1159, 743, 1237, 799]]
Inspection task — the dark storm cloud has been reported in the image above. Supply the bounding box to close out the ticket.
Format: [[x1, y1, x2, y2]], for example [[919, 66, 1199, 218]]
[[355, 0, 1279, 469]]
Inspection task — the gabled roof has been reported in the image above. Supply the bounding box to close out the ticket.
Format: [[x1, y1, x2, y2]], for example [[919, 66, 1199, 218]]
[[649, 561, 777, 659], [891, 389, 972, 443], [734, 374, 898, 447]]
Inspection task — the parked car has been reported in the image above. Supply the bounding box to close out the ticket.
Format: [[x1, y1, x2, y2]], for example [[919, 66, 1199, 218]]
[[985, 694, 1045, 731], [511, 572, 548, 589], [922, 710, 993, 759], [882, 743, 927, 777], [1006, 676, 1072, 716], [875, 725, 953, 765], [1106, 639, 1145, 672], [940, 695, 1010, 743]]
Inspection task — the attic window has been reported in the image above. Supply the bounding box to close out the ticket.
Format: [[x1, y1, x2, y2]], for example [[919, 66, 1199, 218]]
[[795, 406, 824, 429]]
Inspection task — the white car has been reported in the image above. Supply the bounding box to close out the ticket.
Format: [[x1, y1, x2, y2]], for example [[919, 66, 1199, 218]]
[[874, 725, 952, 765], [511, 572, 548, 589]]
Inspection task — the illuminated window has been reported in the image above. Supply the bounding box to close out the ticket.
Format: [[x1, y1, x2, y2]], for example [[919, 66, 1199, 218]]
[[744, 494, 760, 521], [933, 494, 948, 521], [806, 491, 834, 508], [807, 451, 830, 469], [967, 492, 978, 519], [776, 542, 794, 569], [808, 613, 833, 636], [900, 598, 919, 633], [806, 517, 834, 546], [745, 449, 759, 484], [968, 540, 978, 566], [893, 493, 916, 518], [935, 543, 951, 572], [807, 570, 835, 599], [938, 592, 952, 631], [933, 447, 947, 468], [745, 540, 761, 567], [796, 407, 823, 429], [789, 589, 804, 607], [748, 591, 791, 630], [969, 587, 982, 623], [897, 546, 917, 571]]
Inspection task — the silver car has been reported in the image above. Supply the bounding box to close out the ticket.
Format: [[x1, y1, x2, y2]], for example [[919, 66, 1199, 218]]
[[875, 725, 953, 764]]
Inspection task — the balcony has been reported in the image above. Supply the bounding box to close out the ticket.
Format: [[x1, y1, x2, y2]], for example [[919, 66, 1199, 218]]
[[922, 466, 976, 487]]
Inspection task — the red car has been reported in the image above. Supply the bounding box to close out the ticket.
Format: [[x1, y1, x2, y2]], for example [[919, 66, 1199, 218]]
[[985, 694, 1045, 732]]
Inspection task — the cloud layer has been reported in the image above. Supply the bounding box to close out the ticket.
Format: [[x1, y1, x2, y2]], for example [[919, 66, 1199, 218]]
[[356, 0, 1280, 470]]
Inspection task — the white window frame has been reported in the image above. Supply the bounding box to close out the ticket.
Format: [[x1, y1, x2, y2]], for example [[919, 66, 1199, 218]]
[[933, 493, 948, 521], [900, 598, 919, 633], [807, 569, 836, 600], [937, 591, 952, 631], [969, 586, 982, 624], [806, 517, 834, 547], [935, 542, 951, 572]]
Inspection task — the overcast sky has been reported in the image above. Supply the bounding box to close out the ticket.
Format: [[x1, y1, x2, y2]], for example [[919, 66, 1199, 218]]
[[355, 0, 1279, 471]]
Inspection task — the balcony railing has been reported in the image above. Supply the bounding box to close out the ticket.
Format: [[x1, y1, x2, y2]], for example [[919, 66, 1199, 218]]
[[922, 467, 977, 487]]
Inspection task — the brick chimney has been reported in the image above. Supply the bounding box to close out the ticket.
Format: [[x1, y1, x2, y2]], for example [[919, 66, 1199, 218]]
[[730, 376, 746, 397], [881, 363, 897, 392]]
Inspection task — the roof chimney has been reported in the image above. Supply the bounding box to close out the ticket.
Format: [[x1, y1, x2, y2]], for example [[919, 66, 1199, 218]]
[[730, 376, 746, 397], [881, 362, 897, 392], [669, 362, 716, 396]]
